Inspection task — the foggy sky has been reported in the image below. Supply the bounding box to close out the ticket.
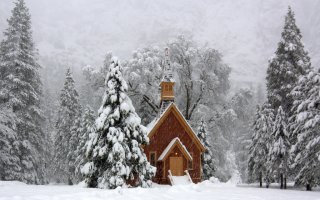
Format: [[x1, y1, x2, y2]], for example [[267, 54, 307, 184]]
[[0, 0, 319, 88]]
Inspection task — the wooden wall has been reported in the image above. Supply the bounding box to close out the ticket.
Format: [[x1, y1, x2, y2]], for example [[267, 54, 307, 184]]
[[144, 111, 202, 184]]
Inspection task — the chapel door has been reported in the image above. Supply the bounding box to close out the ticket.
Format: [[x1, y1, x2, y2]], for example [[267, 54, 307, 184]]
[[170, 157, 183, 176]]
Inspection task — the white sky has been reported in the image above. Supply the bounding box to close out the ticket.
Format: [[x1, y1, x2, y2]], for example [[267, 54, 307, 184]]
[[0, 0, 319, 87]]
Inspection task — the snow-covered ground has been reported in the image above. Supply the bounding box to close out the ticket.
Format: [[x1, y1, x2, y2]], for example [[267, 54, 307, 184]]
[[0, 181, 319, 200]]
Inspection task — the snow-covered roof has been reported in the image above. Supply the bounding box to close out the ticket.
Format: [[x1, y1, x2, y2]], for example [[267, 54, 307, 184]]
[[147, 103, 206, 152], [146, 118, 157, 133], [161, 76, 175, 83], [158, 137, 192, 161]]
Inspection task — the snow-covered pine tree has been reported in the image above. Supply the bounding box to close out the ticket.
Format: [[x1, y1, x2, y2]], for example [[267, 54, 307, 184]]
[[0, 105, 20, 180], [68, 108, 82, 184], [41, 87, 57, 182], [248, 104, 274, 187], [53, 68, 81, 184], [290, 69, 320, 191], [268, 106, 290, 189], [83, 57, 155, 189], [74, 105, 95, 182], [266, 7, 311, 114], [197, 119, 215, 180], [0, 0, 45, 184]]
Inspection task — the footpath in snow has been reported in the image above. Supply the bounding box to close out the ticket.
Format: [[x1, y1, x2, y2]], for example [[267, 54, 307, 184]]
[[0, 181, 319, 200]]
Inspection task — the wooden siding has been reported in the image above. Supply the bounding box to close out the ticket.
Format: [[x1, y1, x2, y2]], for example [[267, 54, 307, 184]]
[[144, 111, 202, 184], [160, 82, 175, 101]]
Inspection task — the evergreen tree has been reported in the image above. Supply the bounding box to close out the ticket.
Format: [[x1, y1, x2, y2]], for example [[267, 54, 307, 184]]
[[74, 105, 95, 182], [68, 109, 82, 184], [41, 87, 57, 182], [0, 0, 45, 184], [197, 119, 215, 180], [248, 104, 274, 187], [83, 57, 155, 189], [290, 69, 320, 191], [0, 105, 20, 180], [53, 68, 81, 184], [266, 7, 311, 114], [268, 106, 290, 189]]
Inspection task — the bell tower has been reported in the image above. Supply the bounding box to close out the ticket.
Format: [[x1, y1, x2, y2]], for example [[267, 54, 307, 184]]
[[160, 48, 175, 114]]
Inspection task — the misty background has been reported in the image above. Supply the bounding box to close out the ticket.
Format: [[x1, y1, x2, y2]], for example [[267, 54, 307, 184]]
[[1, 0, 319, 96]]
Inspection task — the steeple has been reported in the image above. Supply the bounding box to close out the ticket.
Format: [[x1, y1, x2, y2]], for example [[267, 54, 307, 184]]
[[160, 48, 175, 114], [163, 47, 173, 81]]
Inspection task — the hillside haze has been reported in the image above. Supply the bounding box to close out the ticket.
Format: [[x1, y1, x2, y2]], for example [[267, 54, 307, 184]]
[[0, 0, 319, 89]]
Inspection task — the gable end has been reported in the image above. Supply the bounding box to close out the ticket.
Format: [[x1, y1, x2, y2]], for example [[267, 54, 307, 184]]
[[148, 103, 205, 152]]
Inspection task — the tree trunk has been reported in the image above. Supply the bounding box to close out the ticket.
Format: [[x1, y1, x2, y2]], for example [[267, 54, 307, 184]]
[[280, 173, 283, 189], [306, 184, 312, 191], [284, 176, 287, 189], [68, 177, 73, 185], [259, 172, 262, 188]]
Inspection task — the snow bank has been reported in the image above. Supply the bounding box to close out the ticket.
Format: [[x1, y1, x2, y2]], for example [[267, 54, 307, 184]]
[[0, 180, 319, 200], [209, 176, 220, 184], [77, 180, 87, 188]]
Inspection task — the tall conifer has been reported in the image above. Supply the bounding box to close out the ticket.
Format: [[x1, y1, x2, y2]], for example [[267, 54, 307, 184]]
[[248, 104, 274, 187], [197, 119, 215, 180], [291, 69, 320, 190], [0, 0, 45, 183], [53, 68, 81, 184], [266, 7, 311, 114], [83, 57, 155, 189], [268, 106, 290, 189]]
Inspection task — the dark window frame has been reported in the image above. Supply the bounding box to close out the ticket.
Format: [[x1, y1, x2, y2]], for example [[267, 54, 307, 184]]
[[150, 152, 156, 167]]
